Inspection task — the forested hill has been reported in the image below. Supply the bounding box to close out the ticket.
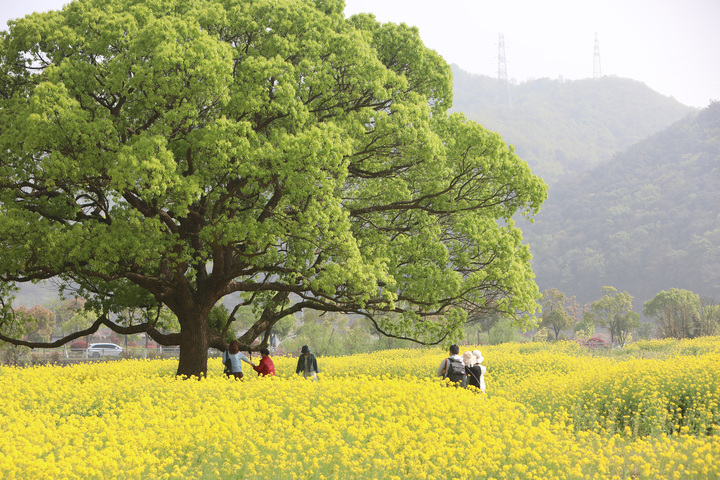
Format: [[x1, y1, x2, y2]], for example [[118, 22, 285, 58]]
[[524, 101, 720, 307], [450, 66, 695, 184]]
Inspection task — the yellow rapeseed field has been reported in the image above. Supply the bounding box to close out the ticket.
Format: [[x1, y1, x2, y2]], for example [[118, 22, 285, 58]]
[[1, 338, 718, 479]]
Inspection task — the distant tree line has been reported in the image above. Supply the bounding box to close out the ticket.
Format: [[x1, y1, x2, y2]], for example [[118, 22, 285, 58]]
[[534, 286, 719, 347], [3, 285, 717, 364]]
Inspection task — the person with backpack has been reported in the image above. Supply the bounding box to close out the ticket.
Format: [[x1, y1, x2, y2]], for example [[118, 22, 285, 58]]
[[436, 344, 467, 388], [223, 340, 253, 380]]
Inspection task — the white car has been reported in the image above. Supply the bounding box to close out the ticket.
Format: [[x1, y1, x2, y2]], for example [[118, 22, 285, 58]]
[[87, 343, 123, 358]]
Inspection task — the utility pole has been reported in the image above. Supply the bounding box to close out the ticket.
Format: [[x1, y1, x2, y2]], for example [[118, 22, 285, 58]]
[[593, 32, 602, 79], [497, 33, 512, 105]]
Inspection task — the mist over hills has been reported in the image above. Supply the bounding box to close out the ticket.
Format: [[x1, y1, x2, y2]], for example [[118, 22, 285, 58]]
[[524, 102, 720, 307], [450, 65, 695, 184], [450, 65, 718, 310]]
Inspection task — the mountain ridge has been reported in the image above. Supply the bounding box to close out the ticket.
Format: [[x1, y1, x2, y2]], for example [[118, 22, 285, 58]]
[[525, 102, 720, 307], [450, 65, 697, 184]]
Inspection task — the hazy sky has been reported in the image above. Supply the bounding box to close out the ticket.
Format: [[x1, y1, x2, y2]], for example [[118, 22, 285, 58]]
[[2, 0, 718, 108]]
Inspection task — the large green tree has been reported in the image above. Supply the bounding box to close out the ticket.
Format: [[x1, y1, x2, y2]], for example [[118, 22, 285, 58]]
[[585, 286, 639, 346], [643, 288, 702, 339], [0, 0, 546, 376], [12, 305, 56, 343], [698, 298, 720, 337], [538, 288, 573, 340]]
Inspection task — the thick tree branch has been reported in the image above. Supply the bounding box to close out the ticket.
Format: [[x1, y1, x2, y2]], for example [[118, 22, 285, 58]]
[[360, 312, 451, 346], [0, 314, 179, 349]]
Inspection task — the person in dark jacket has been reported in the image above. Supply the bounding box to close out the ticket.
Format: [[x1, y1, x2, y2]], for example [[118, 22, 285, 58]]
[[436, 344, 467, 388], [295, 345, 319, 380], [252, 348, 276, 377], [464, 350, 486, 393]]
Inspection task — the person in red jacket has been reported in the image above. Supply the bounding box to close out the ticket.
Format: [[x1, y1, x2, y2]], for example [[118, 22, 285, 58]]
[[252, 348, 276, 377]]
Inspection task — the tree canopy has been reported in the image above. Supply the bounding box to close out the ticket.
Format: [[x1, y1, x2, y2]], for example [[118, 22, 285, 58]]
[[0, 0, 546, 376], [643, 288, 702, 339], [585, 286, 639, 346], [538, 288, 573, 340]]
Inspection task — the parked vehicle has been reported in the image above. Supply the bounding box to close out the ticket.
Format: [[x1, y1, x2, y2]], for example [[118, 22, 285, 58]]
[[87, 343, 123, 358]]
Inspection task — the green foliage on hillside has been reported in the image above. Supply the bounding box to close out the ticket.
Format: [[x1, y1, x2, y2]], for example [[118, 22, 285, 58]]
[[526, 101, 720, 307], [451, 66, 695, 183]]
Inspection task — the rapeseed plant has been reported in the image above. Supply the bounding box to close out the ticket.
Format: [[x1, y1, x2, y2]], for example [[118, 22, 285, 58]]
[[0, 338, 718, 479]]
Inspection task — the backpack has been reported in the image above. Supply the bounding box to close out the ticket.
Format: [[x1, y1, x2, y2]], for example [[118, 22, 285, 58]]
[[223, 352, 232, 375], [466, 364, 482, 388], [444, 357, 467, 387]]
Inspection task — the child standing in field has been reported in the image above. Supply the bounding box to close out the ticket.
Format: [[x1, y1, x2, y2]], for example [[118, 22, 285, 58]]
[[252, 348, 276, 377]]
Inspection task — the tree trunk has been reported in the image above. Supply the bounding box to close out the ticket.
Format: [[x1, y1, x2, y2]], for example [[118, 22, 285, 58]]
[[176, 314, 210, 378]]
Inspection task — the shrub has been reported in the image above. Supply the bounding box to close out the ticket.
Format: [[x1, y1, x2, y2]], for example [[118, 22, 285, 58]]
[[488, 317, 520, 344]]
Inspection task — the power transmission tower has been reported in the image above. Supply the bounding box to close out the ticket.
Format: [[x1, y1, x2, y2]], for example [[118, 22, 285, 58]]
[[496, 33, 512, 105], [593, 32, 602, 79]]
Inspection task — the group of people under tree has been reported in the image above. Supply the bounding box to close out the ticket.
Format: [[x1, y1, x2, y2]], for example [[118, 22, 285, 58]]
[[222, 340, 276, 380], [223, 341, 486, 389], [222, 341, 320, 381], [437, 344, 486, 392]]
